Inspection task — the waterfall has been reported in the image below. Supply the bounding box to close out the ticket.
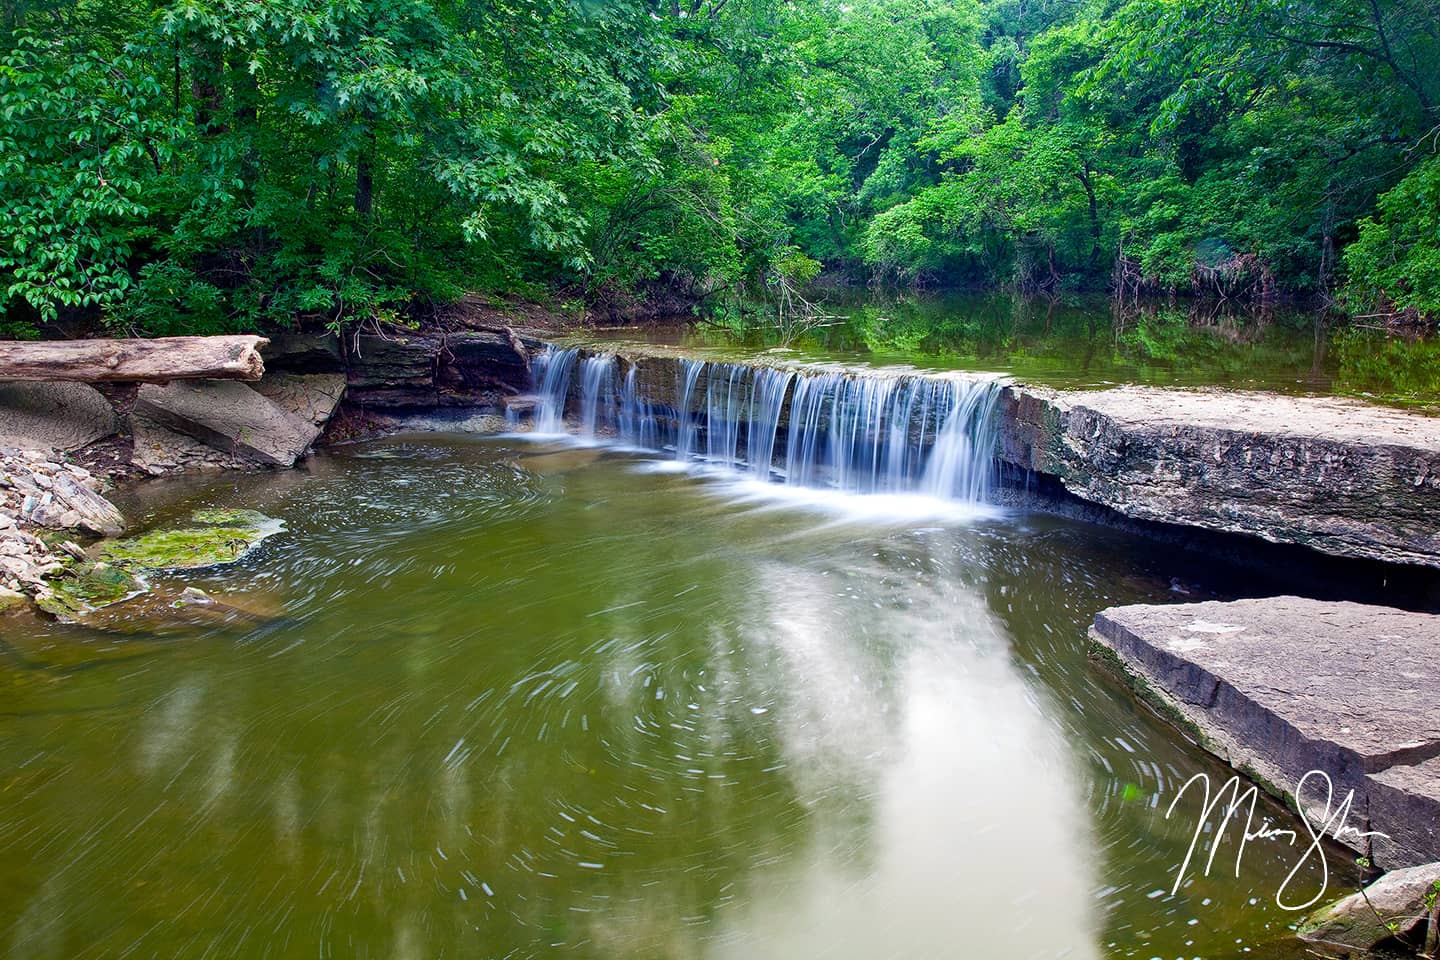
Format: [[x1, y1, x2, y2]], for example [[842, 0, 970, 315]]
[[618, 367, 666, 450], [531, 346, 579, 435], [524, 345, 1002, 505], [674, 360, 705, 463], [578, 354, 616, 442]]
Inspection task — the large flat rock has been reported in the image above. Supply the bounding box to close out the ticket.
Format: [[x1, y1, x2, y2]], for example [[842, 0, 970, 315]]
[[134, 381, 321, 467], [1091, 597, 1440, 868], [250, 372, 347, 428], [999, 384, 1440, 568], [0, 381, 118, 451]]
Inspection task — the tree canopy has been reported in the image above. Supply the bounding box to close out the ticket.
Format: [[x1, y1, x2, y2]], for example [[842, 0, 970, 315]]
[[1, 0, 1436, 337]]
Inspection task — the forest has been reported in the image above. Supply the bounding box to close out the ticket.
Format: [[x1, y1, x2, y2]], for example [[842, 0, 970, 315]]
[[1, 0, 1436, 338]]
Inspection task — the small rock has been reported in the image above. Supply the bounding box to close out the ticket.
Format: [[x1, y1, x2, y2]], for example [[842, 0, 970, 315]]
[[57, 540, 88, 562], [178, 586, 214, 605]]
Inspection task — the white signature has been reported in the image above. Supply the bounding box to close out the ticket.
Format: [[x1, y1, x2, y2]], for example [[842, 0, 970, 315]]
[[1165, 769, 1389, 911]]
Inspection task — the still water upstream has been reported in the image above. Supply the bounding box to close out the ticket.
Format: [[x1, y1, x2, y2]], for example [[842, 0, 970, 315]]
[[0, 431, 1343, 959]]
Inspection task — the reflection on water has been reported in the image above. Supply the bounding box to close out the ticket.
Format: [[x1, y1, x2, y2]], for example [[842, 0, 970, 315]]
[[714, 571, 1098, 960], [575, 291, 1440, 408], [0, 437, 1336, 958]]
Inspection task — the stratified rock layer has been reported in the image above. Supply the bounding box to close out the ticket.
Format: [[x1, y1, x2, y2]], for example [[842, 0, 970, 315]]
[[999, 384, 1440, 568], [1090, 597, 1440, 869]]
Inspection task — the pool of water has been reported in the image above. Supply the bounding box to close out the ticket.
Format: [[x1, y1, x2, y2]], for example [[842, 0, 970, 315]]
[[0, 436, 1353, 958], [571, 292, 1440, 408]]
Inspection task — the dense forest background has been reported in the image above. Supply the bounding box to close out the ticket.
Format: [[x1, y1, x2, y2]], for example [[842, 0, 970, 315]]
[[1, 0, 1436, 338]]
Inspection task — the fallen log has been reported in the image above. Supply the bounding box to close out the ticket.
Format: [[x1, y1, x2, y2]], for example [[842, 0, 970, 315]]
[[0, 335, 269, 383]]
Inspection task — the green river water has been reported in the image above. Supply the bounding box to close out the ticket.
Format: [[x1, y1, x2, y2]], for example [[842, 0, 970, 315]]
[[1, 432, 1354, 960], [579, 292, 1440, 408]]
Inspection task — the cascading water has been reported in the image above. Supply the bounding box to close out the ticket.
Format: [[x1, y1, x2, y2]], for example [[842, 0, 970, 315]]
[[530, 346, 580, 435], [782, 372, 999, 497], [618, 367, 666, 451], [524, 345, 1002, 505], [578, 354, 617, 442]]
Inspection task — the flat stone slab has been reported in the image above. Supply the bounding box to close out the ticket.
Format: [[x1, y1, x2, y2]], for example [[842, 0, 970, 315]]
[[998, 384, 1440, 568], [250, 372, 347, 428], [134, 380, 321, 467], [1091, 596, 1440, 868], [1059, 386, 1440, 449], [0, 381, 118, 451]]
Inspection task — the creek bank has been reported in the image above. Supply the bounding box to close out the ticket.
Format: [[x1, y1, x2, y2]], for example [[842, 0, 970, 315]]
[[0, 446, 126, 611], [14, 327, 1440, 578], [1089, 597, 1440, 870]]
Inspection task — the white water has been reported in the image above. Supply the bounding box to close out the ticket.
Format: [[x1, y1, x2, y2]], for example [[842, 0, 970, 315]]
[[527, 346, 1003, 506]]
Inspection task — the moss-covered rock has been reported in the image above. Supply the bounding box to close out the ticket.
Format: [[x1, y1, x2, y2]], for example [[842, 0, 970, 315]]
[[35, 562, 145, 619], [98, 509, 284, 572], [0, 586, 29, 614]]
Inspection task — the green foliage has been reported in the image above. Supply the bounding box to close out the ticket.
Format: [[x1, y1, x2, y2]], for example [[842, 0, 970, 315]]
[[0, 33, 170, 327], [0, 0, 1436, 335], [1345, 154, 1440, 319]]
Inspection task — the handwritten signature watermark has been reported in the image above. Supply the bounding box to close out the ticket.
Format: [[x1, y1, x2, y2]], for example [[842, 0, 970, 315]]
[[1165, 769, 1389, 911]]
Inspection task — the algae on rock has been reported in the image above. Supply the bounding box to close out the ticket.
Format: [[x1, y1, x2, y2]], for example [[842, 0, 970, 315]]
[[35, 562, 146, 619], [98, 509, 284, 572]]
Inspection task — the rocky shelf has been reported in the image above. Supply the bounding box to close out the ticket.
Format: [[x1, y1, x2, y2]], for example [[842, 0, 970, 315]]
[[1000, 384, 1440, 569], [1090, 596, 1440, 870]]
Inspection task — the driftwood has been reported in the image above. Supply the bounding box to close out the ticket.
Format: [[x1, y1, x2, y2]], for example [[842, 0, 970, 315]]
[[0, 335, 269, 383]]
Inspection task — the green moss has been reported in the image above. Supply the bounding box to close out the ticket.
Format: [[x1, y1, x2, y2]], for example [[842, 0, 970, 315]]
[[98, 510, 283, 572], [1087, 632, 1213, 748], [37, 563, 145, 618], [0, 588, 29, 614]]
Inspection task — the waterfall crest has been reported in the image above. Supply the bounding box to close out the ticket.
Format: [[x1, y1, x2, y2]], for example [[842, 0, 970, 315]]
[[526, 346, 1002, 505]]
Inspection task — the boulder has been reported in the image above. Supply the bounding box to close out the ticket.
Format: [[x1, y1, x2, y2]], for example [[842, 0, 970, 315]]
[[1299, 861, 1440, 955], [133, 380, 322, 467], [1091, 597, 1440, 868], [0, 381, 118, 451], [250, 372, 347, 427], [998, 384, 1440, 569]]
